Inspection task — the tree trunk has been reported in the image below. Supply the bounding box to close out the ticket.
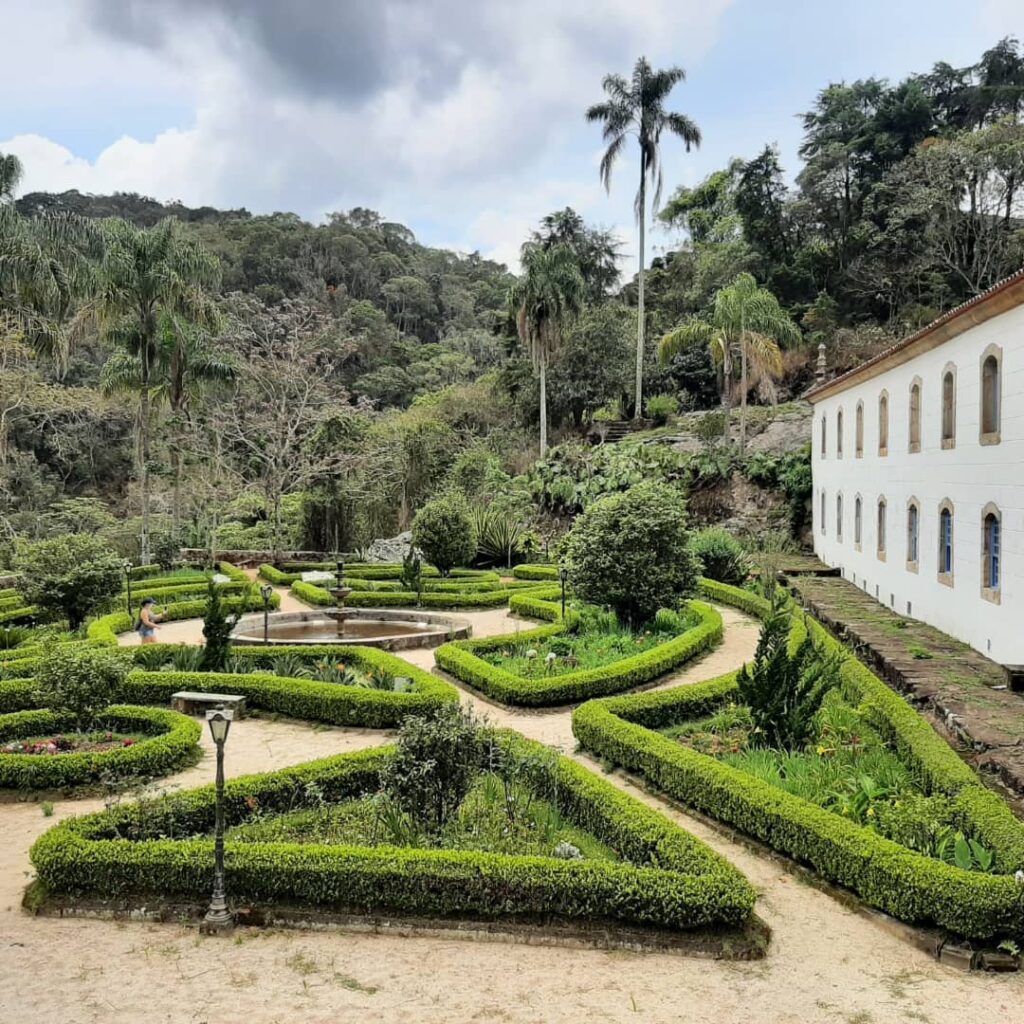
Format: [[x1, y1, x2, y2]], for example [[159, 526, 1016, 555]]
[[272, 491, 283, 563], [170, 443, 182, 543], [635, 167, 646, 419], [739, 323, 748, 455], [139, 336, 152, 565], [720, 342, 733, 441], [539, 360, 548, 456]]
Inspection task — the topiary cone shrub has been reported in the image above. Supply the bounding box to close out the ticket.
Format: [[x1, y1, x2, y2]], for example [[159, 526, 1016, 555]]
[[562, 481, 699, 626]]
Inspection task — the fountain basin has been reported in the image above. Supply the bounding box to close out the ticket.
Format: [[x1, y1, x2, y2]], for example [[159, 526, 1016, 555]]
[[231, 609, 472, 651]]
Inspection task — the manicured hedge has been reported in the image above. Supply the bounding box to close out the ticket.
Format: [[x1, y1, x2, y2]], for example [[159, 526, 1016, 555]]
[[0, 705, 200, 789], [435, 593, 723, 707], [290, 578, 531, 610], [512, 564, 559, 581], [30, 733, 756, 933], [0, 604, 38, 625], [572, 579, 1024, 939], [258, 564, 298, 586]]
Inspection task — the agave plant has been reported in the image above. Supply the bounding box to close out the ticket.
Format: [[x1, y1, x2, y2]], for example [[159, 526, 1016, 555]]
[[472, 506, 527, 569]]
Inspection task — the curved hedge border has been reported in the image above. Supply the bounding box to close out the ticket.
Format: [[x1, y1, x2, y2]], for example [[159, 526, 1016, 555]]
[[0, 705, 200, 789], [290, 578, 537, 611], [435, 591, 723, 707], [30, 732, 756, 933], [572, 580, 1024, 940]]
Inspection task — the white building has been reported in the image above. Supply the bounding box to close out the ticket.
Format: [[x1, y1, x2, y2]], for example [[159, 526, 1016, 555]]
[[807, 268, 1024, 666]]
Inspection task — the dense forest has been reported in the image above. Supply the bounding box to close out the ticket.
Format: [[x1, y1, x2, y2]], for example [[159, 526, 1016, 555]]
[[0, 38, 1021, 562]]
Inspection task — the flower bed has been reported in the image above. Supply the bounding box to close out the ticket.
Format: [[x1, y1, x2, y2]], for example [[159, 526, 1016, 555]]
[[30, 733, 757, 937], [572, 580, 1024, 940], [434, 590, 723, 707], [0, 705, 200, 789]]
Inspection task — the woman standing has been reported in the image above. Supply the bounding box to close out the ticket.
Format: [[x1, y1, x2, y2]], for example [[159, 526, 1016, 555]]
[[137, 597, 162, 645]]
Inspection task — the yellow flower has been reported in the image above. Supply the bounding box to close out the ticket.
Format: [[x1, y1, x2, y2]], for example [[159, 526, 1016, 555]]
[[866, 807, 875, 818]]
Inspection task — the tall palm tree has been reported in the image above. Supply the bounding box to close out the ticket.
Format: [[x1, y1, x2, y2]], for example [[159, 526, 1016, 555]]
[[0, 153, 23, 203], [659, 273, 799, 452], [102, 311, 234, 538], [95, 218, 220, 562], [587, 57, 701, 418], [508, 244, 586, 455]]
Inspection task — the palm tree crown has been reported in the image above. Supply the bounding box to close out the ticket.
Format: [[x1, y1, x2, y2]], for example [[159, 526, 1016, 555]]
[[508, 243, 586, 455], [659, 272, 799, 451], [586, 57, 701, 419]]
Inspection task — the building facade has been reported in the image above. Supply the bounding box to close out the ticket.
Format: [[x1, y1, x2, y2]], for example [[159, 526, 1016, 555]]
[[807, 270, 1024, 666]]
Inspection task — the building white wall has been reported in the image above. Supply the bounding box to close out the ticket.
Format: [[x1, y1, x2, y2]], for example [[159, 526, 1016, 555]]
[[811, 302, 1024, 665]]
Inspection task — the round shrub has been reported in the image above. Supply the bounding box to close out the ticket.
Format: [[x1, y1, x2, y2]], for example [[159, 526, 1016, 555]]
[[411, 493, 477, 576], [16, 534, 123, 630], [563, 481, 699, 626], [690, 528, 750, 585], [646, 393, 679, 425], [35, 643, 130, 731]]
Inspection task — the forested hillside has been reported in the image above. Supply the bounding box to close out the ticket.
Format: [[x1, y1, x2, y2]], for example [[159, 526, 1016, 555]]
[[0, 38, 1021, 564]]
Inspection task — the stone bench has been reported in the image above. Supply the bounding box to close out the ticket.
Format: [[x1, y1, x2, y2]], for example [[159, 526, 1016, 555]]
[[170, 691, 247, 718]]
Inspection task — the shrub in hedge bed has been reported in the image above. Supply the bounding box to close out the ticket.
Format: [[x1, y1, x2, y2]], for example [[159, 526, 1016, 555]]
[[31, 732, 756, 933], [0, 705, 200, 789], [290, 579, 527, 610], [512, 564, 559, 581], [434, 593, 723, 707], [572, 579, 1024, 940]]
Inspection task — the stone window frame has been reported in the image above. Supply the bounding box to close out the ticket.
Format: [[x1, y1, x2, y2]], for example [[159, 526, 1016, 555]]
[[820, 489, 826, 535], [878, 390, 889, 456], [937, 498, 954, 587], [980, 344, 1001, 446], [940, 361, 957, 450], [820, 415, 827, 458], [836, 491, 844, 542], [981, 502, 1001, 605], [836, 407, 844, 459], [855, 400, 864, 458], [908, 376, 922, 454], [906, 496, 920, 574], [877, 496, 887, 562], [853, 493, 863, 550]]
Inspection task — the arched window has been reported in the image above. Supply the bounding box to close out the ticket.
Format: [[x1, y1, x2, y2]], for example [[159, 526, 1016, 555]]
[[877, 498, 887, 558], [836, 493, 843, 541], [855, 401, 864, 457], [820, 415, 827, 457], [907, 498, 920, 570], [820, 490, 826, 534], [878, 391, 889, 455], [938, 500, 954, 581], [908, 378, 922, 453], [854, 495, 862, 547], [981, 346, 1001, 443], [836, 409, 844, 458], [982, 504, 1001, 599], [941, 364, 956, 448]]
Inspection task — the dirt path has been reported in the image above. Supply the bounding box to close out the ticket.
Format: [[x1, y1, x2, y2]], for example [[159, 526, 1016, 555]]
[[1, 603, 1020, 1023]]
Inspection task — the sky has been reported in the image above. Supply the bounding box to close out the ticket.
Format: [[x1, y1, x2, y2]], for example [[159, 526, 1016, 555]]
[[2, 0, 1022, 271]]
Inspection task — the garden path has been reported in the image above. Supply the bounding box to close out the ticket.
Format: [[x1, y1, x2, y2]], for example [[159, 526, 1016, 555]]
[[1, 601, 1021, 1023]]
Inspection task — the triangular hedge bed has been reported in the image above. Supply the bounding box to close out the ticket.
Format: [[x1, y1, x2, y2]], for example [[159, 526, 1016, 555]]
[[572, 580, 1024, 941]]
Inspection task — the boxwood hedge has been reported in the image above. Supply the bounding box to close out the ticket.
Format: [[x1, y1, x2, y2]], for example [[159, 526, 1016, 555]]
[[434, 590, 723, 707], [290, 578, 539, 611], [0, 705, 200, 789], [572, 579, 1024, 940], [511, 564, 560, 581], [30, 733, 756, 933]]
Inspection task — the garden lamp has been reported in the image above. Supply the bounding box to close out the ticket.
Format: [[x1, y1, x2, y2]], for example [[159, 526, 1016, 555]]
[[123, 560, 134, 616], [559, 565, 568, 620], [260, 583, 273, 644], [202, 706, 234, 934]]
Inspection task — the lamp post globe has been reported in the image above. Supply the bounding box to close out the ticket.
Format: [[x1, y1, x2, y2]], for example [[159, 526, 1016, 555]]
[[123, 560, 134, 616], [202, 707, 234, 934], [259, 584, 273, 644]]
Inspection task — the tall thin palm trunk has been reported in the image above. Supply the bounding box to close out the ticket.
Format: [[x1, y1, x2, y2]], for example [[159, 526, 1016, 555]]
[[635, 163, 646, 419], [539, 360, 548, 456], [739, 312, 748, 454], [139, 331, 152, 565]]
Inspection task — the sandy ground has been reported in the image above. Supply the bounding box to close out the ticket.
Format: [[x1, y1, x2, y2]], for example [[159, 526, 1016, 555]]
[[1, 593, 1021, 1023]]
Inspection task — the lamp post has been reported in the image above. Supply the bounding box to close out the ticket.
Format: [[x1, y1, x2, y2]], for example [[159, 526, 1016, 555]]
[[335, 558, 345, 590], [558, 565, 568, 620], [123, 560, 134, 616], [260, 584, 273, 645], [202, 706, 234, 935]]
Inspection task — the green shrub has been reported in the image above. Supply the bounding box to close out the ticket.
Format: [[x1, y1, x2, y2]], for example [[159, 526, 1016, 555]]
[[472, 505, 529, 569], [0, 705, 199, 789], [512, 564, 559, 581], [563, 481, 698, 626], [16, 535, 123, 630], [690, 528, 750, 585], [200, 580, 244, 672], [412, 493, 477, 576], [34, 644, 130, 731], [646, 393, 679, 425]]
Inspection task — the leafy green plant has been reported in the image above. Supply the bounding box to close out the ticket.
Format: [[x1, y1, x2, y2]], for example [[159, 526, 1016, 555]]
[[399, 546, 423, 604], [646, 393, 679, 425], [411, 493, 477, 576], [563, 481, 699, 626], [472, 506, 528, 568], [200, 581, 244, 672], [690, 528, 750, 585], [735, 603, 838, 750], [34, 644, 129, 731]]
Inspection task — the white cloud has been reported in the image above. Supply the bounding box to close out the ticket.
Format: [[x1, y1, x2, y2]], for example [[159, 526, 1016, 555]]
[[2, 0, 734, 268]]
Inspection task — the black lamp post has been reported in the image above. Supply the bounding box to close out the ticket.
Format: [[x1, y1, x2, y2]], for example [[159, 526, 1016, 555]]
[[123, 560, 134, 616], [260, 584, 273, 644], [202, 706, 234, 935], [335, 559, 345, 590], [559, 565, 568, 620]]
